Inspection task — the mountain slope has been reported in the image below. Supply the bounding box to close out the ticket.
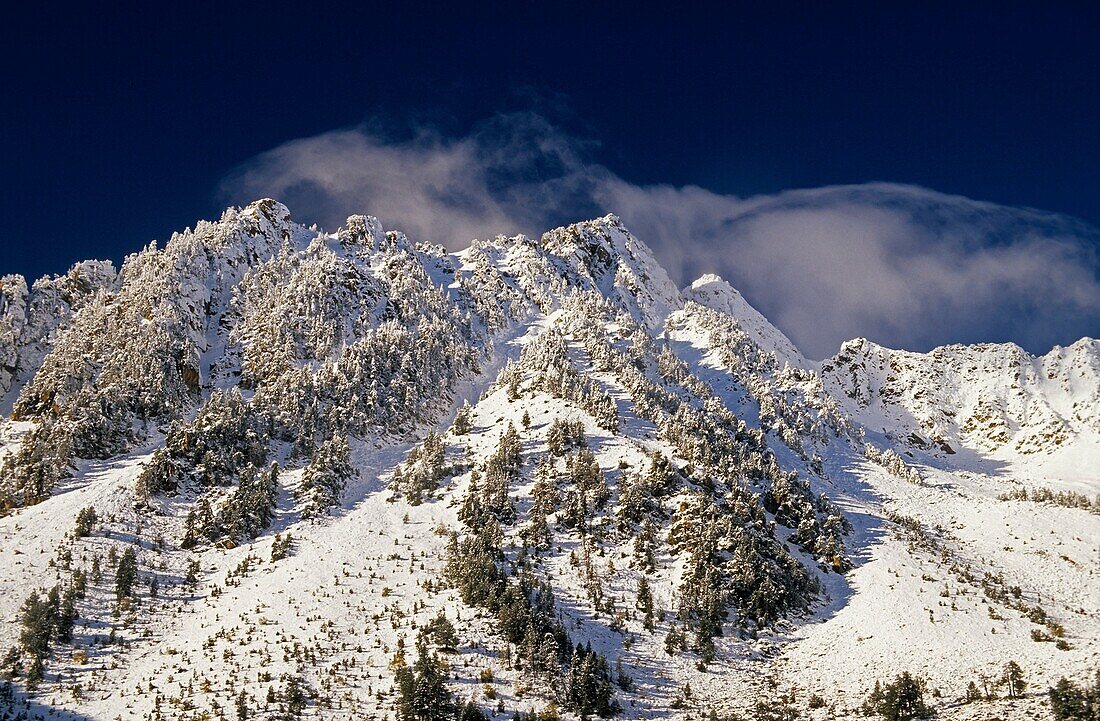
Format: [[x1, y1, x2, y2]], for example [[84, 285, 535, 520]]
[[0, 201, 1096, 721]]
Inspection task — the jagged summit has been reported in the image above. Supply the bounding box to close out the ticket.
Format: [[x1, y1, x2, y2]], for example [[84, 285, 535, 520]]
[[0, 200, 1096, 721], [540, 213, 683, 330]]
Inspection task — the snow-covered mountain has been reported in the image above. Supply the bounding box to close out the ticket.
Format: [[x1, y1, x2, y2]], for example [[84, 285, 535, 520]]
[[0, 201, 1096, 721], [821, 337, 1100, 484]]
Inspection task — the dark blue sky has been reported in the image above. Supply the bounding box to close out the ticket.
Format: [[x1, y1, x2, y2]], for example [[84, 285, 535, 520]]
[[3, 2, 1100, 282]]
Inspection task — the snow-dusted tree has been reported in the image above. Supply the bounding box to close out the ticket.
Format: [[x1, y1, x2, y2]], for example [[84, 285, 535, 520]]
[[867, 672, 930, 721], [394, 636, 454, 721], [566, 644, 616, 720], [218, 463, 279, 543], [396, 431, 445, 505], [300, 434, 354, 517], [18, 591, 53, 688], [636, 576, 655, 632], [451, 400, 474, 436], [1002, 661, 1026, 699]]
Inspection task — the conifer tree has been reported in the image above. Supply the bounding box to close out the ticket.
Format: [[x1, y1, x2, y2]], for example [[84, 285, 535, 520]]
[[19, 591, 51, 689], [867, 672, 930, 721], [565, 644, 615, 720], [395, 636, 454, 721], [301, 434, 354, 516], [636, 577, 655, 632], [236, 689, 249, 720], [55, 588, 76, 643], [965, 680, 982, 703], [1002, 661, 1026, 699], [1048, 673, 1100, 721], [115, 547, 138, 602], [284, 674, 308, 717], [74, 506, 97, 537], [451, 401, 473, 436]]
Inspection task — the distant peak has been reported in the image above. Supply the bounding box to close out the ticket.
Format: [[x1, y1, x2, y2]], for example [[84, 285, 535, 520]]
[[339, 214, 386, 249], [690, 273, 732, 290], [241, 198, 291, 225]]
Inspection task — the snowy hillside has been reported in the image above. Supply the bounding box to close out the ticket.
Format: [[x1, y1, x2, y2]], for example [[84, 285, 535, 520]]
[[0, 201, 1096, 721]]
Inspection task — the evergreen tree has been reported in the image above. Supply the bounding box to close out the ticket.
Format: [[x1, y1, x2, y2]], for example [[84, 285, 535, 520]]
[[636, 576, 655, 632], [185, 559, 201, 585], [1002, 660, 1026, 699], [400, 431, 445, 506], [451, 401, 473, 436], [19, 591, 52, 689], [868, 672, 931, 721], [115, 547, 138, 602], [219, 463, 279, 542], [395, 637, 454, 721], [424, 612, 459, 651], [565, 644, 615, 720], [1048, 673, 1100, 721], [284, 674, 308, 716], [457, 701, 488, 721], [55, 588, 76, 643], [74, 506, 97, 537], [300, 435, 354, 516], [271, 533, 293, 561], [45, 585, 61, 635]]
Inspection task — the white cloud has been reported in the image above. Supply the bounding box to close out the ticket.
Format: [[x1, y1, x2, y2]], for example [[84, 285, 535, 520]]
[[220, 114, 1100, 359]]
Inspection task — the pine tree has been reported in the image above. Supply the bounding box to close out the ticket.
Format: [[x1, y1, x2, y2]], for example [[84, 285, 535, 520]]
[[301, 435, 354, 516], [185, 559, 200, 585], [284, 674, 308, 716], [457, 701, 488, 721], [115, 547, 138, 602], [219, 463, 279, 542], [395, 637, 454, 721], [271, 533, 293, 561], [565, 644, 615, 720], [636, 577, 655, 632], [1048, 673, 1100, 721], [19, 591, 52, 688], [1002, 661, 1026, 699], [236, 689, 249, 720], [451, 401, 473, 436], [424, 612, 459, 651], [55, 588, 76, 643], [45, 585, 61, 636], [868, 672, 930, 721], [74, 506, 97, 537], [400, 431, 445, 506]]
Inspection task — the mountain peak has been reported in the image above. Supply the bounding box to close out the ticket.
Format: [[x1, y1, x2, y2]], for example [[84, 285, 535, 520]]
[[683, 272, 806, 367], [541, 214, 681, 329]]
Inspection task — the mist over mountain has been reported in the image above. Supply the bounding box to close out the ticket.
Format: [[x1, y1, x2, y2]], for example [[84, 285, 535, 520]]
[[221, 116, 1100, 359]]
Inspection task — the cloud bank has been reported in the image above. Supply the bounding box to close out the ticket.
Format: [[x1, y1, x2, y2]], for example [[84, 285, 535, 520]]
[[221, 113, 1100, 359]]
